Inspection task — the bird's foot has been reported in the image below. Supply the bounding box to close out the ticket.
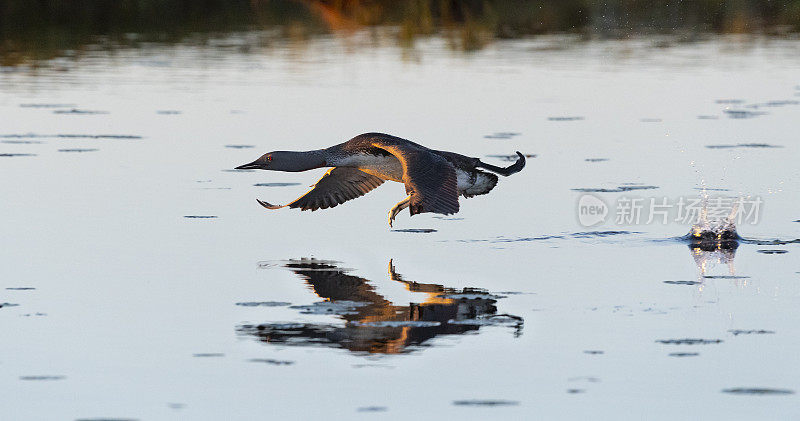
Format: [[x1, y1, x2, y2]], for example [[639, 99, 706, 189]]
[[388, 195, 412, 228]]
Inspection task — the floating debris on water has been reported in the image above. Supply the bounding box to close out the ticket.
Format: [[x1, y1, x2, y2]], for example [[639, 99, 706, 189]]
[[19, 375, 65, 381], [1, 140, 44, 144], [489, 231, 637, 243], [57, 134, 139, 139], [693, 187, 730, 191], [225, 145, 255, 149], [722, 109, 766, 119], [248, 358, 295, 365], [491, 235, 564, 242], [548, 116, 584, 121], [20, 103, 76, 108], [571, 185, 658, 193], [0, 153, 36, 157], [669, 352, 700, 357], [567, 389, 585, 394], [729, 329, 775, 336], [757, 249, 788, 254], [483, 132, 520, 139], [357, 406, 388, 412], [0, 133, 141, 139], [192, 353, 224, 357], [571, 231, 637, 238], [290, 300, 368, 315], [6, 287, 35, 290], [53, 108, 109, 115], [656, 339, 723, 345], [703, 275, 750, 279], [58, 148, 98, 153], [253, 183, 302, 187], [706, 143, 782, 149], [568, 376, 601, 383], [74, 418, 139, 421], [762, 100, 799, 107], [741, 238, 800, 246], [183, 215, 217, 219], [452, 400, 519, 406], [584, 158, 608, 162], [722, 388, 794, 395], [392, 228, 437, 233], [0, 302, 20, 308], [486, 153, 536, 161], [236, 301, 291, 307], [663, 280, 701, 285], [583, 350, 604, 355]]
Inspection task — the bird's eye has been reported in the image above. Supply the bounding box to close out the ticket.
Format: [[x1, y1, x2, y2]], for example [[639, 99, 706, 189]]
[[267, 155, 273, 162]]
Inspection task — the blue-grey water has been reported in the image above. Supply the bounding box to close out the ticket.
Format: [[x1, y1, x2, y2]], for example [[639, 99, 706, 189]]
[[1, 33, 800, 420]]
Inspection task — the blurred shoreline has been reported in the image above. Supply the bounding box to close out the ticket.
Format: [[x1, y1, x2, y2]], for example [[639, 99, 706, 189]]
[[2, 0, 800, 67]]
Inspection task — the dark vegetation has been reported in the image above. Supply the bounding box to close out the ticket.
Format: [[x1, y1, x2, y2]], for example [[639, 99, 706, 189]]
[[2, 0, 799, 65]]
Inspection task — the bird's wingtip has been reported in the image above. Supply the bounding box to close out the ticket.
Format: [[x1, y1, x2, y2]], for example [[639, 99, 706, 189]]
[[256, 199, 283, 209]]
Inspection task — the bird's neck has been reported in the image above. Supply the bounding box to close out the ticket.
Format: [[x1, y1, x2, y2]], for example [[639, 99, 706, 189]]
[[283, 149, 327, 172]]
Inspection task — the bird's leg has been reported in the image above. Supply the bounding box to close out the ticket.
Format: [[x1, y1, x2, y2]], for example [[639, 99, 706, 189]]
[[388, 195, 411, 228]]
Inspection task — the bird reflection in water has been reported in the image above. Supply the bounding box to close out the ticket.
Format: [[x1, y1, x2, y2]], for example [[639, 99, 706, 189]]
[[689, 239, 739, 279], [238, 259, 523, 354]]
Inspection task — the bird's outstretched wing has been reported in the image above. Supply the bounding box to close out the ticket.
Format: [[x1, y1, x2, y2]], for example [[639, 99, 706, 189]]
[[372, 142, 459, 216], [257, 167, 385, 211]]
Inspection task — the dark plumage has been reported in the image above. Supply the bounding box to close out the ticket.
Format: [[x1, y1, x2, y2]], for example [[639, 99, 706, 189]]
[[235, 132, 526, 226], [257, 167, 384, 211]]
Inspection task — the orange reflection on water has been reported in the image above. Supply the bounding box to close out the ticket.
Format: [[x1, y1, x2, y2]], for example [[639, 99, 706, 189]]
[[239, 258, 523, 354]]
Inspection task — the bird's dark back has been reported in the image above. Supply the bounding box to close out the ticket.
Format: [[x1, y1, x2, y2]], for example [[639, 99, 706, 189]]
[[334, 132, 479, 171]]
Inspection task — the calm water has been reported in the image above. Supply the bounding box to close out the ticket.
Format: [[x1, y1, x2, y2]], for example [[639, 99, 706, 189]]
[[2, 31, 800, 420]]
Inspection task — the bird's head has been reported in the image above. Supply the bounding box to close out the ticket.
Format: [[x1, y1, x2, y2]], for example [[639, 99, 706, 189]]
[[235, 151, 326, 172]]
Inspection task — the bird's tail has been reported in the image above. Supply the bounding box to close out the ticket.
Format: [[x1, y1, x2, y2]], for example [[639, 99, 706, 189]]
[[476, 151, 526, 176]]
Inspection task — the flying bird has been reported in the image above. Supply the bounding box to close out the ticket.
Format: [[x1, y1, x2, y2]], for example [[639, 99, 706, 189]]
[[235, 132, 526, 226]]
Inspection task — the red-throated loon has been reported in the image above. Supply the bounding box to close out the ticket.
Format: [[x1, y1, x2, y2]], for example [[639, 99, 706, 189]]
[[235, 132, 526, 226]]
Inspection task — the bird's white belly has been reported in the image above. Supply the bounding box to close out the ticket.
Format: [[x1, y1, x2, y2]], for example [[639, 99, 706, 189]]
[[457, 169, 496, 196], [456, 170, 473, 190]]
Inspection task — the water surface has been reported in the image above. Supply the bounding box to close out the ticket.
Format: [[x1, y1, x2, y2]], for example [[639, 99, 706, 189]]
[[1, 25, 800, 420]]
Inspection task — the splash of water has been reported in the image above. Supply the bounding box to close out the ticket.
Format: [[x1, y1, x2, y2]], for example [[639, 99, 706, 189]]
[[686, 191, 741, 278], [687, 191, 740, 245]]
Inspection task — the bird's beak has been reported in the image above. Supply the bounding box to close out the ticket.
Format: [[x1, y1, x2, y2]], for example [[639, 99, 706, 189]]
[[235, 159, 264, 170]]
